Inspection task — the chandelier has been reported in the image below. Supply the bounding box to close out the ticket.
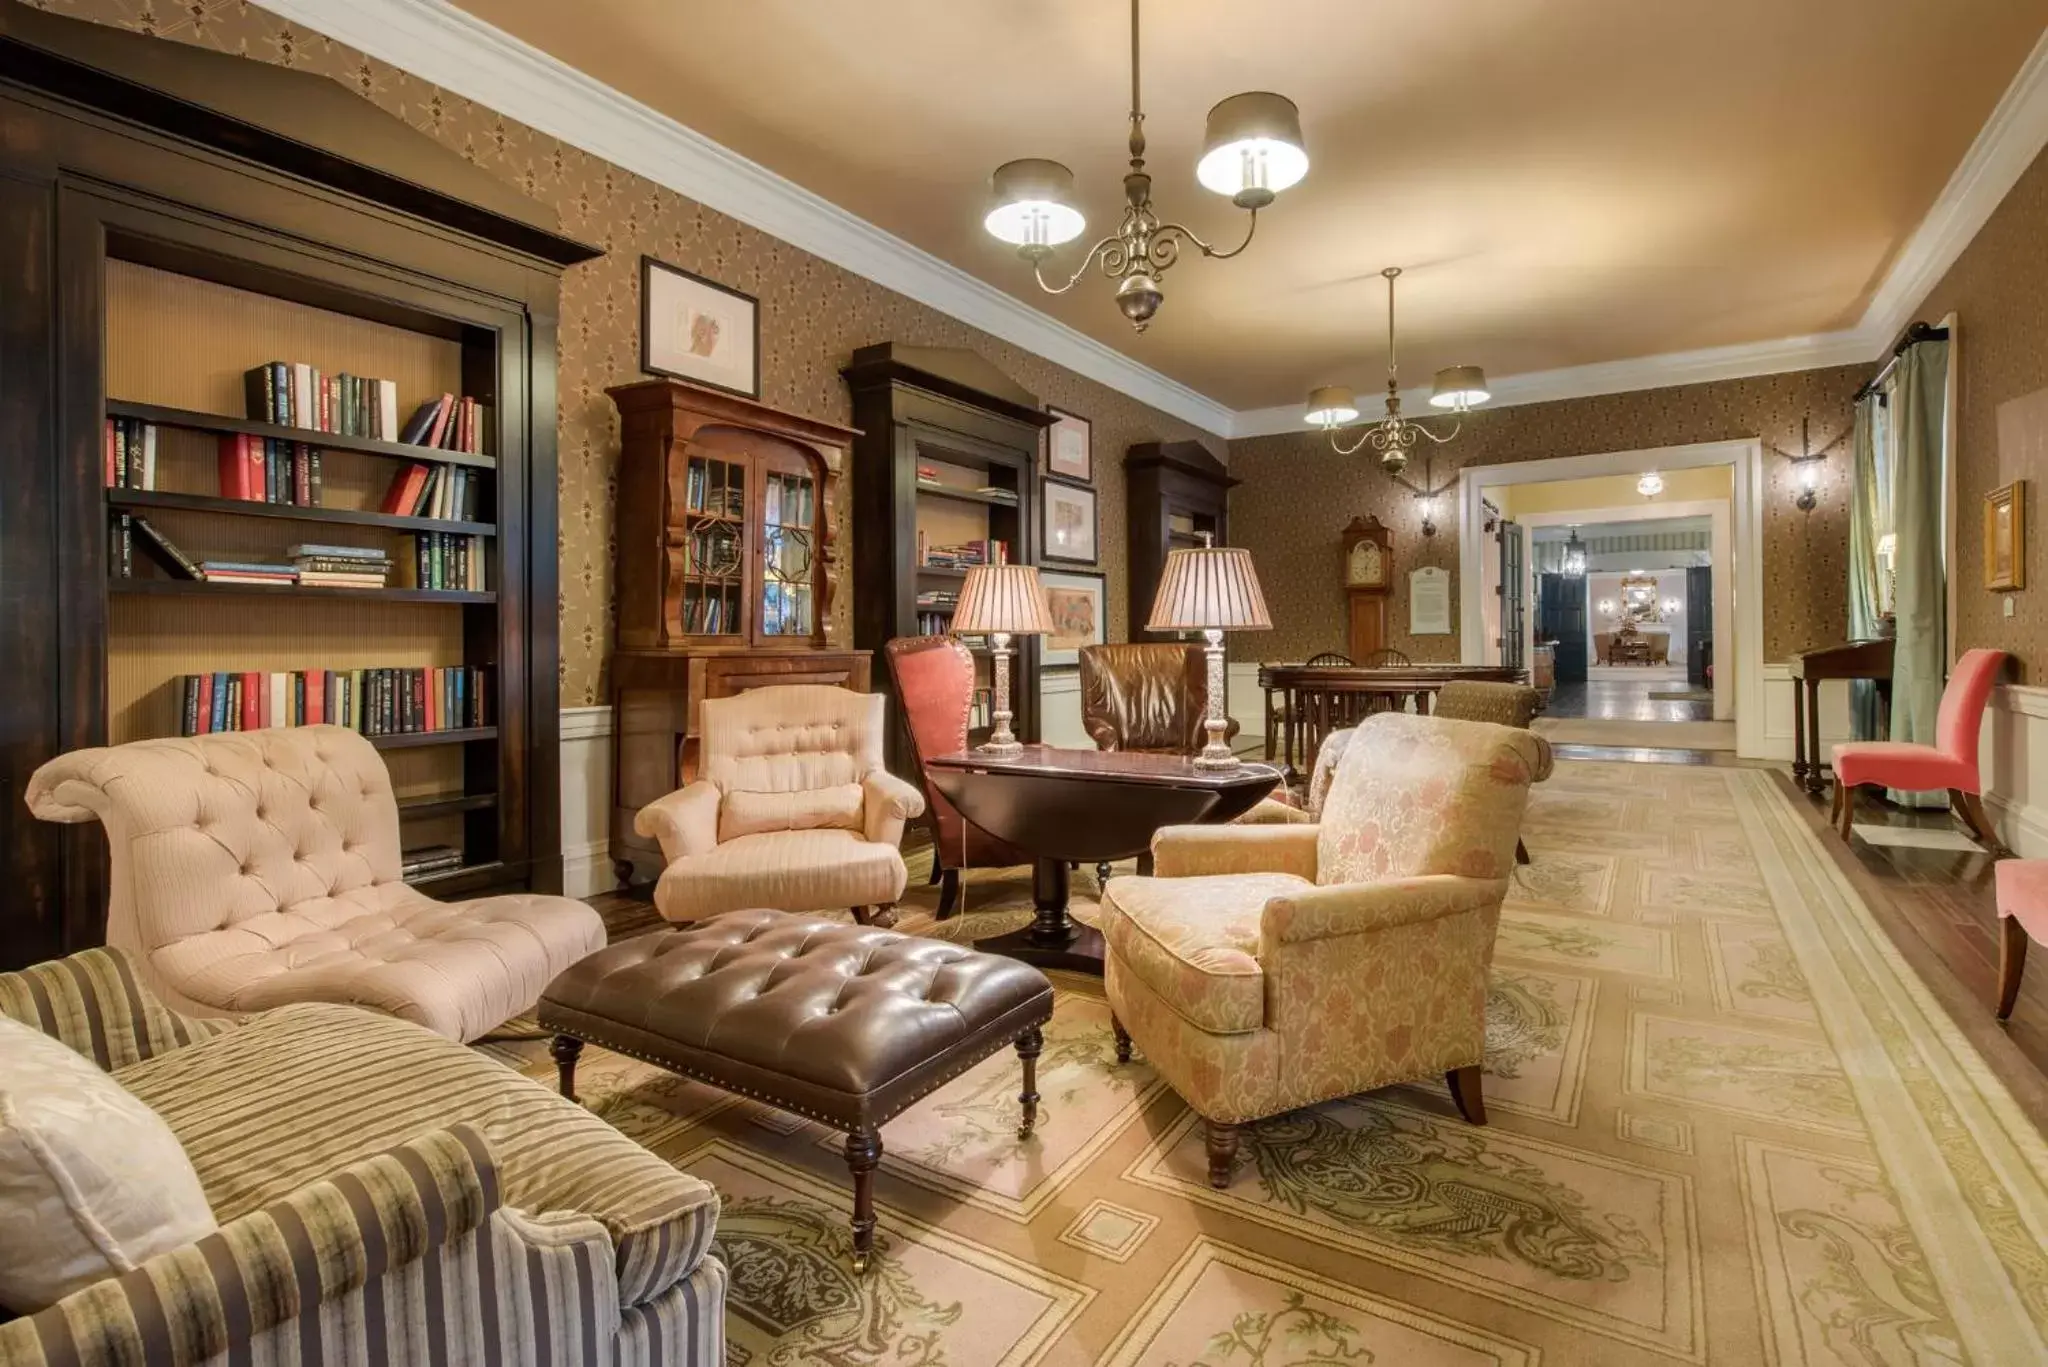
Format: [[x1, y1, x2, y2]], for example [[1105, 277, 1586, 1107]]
[[1304, 267, 1489, 533], [981, 0, 1308, 331], [1561, 528, 1587, 576]]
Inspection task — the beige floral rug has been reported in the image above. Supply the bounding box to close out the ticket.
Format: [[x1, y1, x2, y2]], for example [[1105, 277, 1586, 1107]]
[[501, 762, 2048, 1364]]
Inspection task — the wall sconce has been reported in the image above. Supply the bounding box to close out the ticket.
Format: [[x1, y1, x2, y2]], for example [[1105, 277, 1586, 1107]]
[[1788, 415, 1825, 512], [1418, 492, 1440, 537], [1661, 596, 1682, 614], [1597, 598, 1618, 616]]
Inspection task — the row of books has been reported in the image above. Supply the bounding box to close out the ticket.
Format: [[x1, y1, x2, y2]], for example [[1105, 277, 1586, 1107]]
[[176, 666, 492, 737], [914, 590, 958, 611], [404, 533, 487, 592], [379, 462, 483, 522], [916, 533, 1010, 569], [684, 460, 745, 517], [243, 363, 489, 456], [217, 433, 325, 506], [104, 418, 160, 490], [295, 543, 389, 590], [682, 585, 739, 635], [914, 611, 956, 635], [245, 363, 401, 441], [402, 845, 465, 880], [762, 582, 813, 637]]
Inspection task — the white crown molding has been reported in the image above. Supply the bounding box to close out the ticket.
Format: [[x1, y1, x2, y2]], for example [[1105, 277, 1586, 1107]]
[[262, 0, 2048, 440], [257, 0, 1236, 436]]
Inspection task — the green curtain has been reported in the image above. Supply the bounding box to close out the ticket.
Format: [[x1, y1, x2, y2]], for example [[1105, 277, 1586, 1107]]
[[1846, 394, 1890, 740], [1887, 338, 1950, 806]]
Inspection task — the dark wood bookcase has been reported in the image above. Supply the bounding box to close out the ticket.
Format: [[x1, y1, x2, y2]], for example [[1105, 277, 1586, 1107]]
[[0, 3, 600, 968], [842, 345, 1056, 775], [1126, 440, 1239, 641]]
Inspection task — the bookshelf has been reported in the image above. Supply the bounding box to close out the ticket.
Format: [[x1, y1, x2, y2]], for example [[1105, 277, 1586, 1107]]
[[1126, 441, 1238, 642], [0, 4, 601, 966], [843, 344, 1055, 776]]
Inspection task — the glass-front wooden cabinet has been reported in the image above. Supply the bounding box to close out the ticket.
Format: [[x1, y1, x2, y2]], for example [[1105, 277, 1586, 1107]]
[[606, 378, 871, 884]]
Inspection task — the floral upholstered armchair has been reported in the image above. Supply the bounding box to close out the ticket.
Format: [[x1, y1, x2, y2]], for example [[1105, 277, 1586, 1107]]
[[635, 684, 925, 928], [1099, 712, 1551, 1188]]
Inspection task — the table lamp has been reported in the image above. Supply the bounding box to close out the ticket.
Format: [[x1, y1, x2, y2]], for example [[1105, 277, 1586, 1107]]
[[952, 563, 1054, 757], [1146, 534, 1272, 769]]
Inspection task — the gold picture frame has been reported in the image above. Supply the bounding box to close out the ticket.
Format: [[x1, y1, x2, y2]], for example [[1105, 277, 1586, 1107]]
[[1985, 481, 2026, 591]]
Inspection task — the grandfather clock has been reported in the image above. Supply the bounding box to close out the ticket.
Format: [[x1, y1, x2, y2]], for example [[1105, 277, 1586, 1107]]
[[1342, 515, 1393, 661]]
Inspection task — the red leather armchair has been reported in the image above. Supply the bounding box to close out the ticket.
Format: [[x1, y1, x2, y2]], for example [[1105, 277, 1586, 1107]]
[[884, 635, 1032, 916]]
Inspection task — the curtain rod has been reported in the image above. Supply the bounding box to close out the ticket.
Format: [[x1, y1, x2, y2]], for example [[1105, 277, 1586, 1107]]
[[1853, 320, 1950, 402]]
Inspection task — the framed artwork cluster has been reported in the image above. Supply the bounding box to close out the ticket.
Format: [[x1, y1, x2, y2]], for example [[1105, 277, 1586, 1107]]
[[1039, 405, 1102, 659]]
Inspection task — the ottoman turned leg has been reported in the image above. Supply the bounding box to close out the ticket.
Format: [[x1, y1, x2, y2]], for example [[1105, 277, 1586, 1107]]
[[844, 1129, 883, 1273], [550, 1034, 583, 1103], [1205, 1120, 1240, 1189], [1999, 916, 2029, 1022], [1447, 1065, 1488, 1125], [1110, 1013, 1133, 1064], [1015, 1026, 1044, 1139]]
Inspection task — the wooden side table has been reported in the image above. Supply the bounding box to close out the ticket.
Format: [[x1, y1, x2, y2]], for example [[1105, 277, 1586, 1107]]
[[924, 746, 1282, 973]]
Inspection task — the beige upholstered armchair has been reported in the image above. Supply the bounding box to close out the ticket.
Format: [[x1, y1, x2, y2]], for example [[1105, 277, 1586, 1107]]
[[26, 726, 604, 1042], [1100, 712, 1551, 1188], [635, 684, 925, 928]]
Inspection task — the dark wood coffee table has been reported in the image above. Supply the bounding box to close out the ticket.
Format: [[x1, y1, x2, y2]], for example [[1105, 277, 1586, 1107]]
[[924, 746, 1282, 973]]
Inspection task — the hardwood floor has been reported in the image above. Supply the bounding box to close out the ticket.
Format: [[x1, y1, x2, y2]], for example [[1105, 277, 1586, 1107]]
[[1781, 774, 2048, 1130]]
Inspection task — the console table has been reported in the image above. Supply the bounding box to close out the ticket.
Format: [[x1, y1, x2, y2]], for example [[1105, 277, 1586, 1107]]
[[1257, 662, 1528, 780], [924, 746, 1282, 973]]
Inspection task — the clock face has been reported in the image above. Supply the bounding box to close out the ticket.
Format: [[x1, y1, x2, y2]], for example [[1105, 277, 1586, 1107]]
[[1347, 538, 1385, 588]]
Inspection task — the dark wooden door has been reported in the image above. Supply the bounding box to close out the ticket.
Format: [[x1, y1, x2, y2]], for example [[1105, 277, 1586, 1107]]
[[1497, 521, 1526, 671], [1540, 572, 1589, 683], [1686, 565, 1713, 687]]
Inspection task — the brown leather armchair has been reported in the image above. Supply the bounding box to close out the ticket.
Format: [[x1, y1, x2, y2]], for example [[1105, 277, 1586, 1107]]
[[884, 635, 1033, 917], [1079, 643, 1236, 755]]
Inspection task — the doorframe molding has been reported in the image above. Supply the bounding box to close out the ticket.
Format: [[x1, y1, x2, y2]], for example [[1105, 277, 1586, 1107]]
[[1456, 439, 1764, 756]]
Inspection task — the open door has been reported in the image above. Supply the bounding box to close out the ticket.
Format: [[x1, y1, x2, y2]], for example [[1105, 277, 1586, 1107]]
[[1539, 572, 1589, 683], [1686, 564, 1713, 687], [1498, 520, 1526, 671]]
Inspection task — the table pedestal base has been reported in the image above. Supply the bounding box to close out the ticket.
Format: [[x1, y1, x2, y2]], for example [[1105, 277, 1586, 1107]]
[[974, 857, 1106, 974]]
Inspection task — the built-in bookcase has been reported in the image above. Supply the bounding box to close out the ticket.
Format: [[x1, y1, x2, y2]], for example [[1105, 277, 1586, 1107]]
[[102, 257, 513, 885], [0, 3, 600, 967]]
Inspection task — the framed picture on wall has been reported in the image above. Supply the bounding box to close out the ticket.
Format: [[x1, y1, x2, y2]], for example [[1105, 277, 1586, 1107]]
[[1986, 480, 2027, 590], [1046, 406, 1093, 482], [1041, 476, 1098, 564], [640, 256, 760, 398], [1039, 567, 1107, 668]]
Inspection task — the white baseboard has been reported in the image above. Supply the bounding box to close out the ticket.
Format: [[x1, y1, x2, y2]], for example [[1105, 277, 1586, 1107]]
[[560, 705, 614, 899], [1985, 684, 2048, 857], [1755, 662, 1855, 762]]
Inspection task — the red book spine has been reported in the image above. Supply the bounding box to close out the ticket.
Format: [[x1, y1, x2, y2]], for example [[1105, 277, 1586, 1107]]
[[246, 435, 265, 502], [240, 672, 261, 731], [195, 673, 214, 735], [217, 435, 243, 499], [304, 669, 325, 726], [423, 394, 454, 449], [106, 419, 118, 488]]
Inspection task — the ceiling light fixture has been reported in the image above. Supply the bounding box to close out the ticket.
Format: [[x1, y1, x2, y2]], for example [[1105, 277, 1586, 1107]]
[[1305, 268, 1489, 533], [1561, 528, 1587, 577], [1637, 471, 1665, 499], [983, 0, 1307, 332]]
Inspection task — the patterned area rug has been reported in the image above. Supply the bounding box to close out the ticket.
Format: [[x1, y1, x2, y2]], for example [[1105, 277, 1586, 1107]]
[[499, 762, 2048, 1364]]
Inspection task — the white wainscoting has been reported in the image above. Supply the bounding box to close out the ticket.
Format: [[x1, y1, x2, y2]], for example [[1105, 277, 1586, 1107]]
[[1985, 684, 2048, 857], [1038, 668, 1089, 748], [1756, 663, 1855, 762], [559, 705, 615, 899]]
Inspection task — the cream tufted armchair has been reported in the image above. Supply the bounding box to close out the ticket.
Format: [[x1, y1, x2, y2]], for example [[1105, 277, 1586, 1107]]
[[25, 726, 605, 1042], [1100, 712, 1551, 1188], [634, 684, 925, 929]]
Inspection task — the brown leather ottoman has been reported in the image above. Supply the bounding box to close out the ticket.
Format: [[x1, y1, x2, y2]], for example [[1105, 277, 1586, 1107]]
[[538, 908, 1054, 1271]]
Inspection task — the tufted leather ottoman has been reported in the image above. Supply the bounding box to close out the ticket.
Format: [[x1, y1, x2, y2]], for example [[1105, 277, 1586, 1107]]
[[538, 908, 1054, 1270]]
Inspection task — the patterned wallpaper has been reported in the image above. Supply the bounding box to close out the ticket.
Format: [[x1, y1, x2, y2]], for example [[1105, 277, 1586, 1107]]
[[44, 0, 1225, 706], [1911, 139, 2048, 684], [1229, 366, 1867, 664]]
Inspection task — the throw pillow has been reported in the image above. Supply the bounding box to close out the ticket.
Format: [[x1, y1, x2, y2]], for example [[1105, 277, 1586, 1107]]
[[0, 1013, 216, 1312]]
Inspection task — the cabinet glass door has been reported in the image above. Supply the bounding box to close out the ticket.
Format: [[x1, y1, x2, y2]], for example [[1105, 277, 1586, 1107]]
[[683, 454, 745, 637], [760, 467, 816, 638]]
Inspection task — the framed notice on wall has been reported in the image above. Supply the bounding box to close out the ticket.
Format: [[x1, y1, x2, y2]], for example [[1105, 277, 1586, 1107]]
[[1409, 566, 1453, 635]]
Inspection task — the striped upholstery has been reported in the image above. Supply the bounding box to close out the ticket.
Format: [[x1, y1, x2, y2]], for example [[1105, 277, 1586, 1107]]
[[0, 946, 230, 1071], [115, 1002, 720, 1308], [0, 951, 727, 1366]]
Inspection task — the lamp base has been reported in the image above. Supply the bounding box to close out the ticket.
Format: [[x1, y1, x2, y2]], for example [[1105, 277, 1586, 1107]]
[[975, 737, 1024, 759], [1193, 745, 1240, 771]]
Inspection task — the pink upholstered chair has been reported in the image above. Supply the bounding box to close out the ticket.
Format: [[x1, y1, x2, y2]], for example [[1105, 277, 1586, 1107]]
[[1830, 648, 2008, 849], [1996, 858, 2048, 1020]]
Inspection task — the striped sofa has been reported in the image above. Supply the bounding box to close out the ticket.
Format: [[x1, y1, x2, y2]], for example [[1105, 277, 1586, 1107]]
[[0, 949, 725, 1366]]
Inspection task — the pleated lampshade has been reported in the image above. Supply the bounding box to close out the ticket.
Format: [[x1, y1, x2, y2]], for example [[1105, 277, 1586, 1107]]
[[952, 564, 1055, 635], [1147, 544, 1273, 632]]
